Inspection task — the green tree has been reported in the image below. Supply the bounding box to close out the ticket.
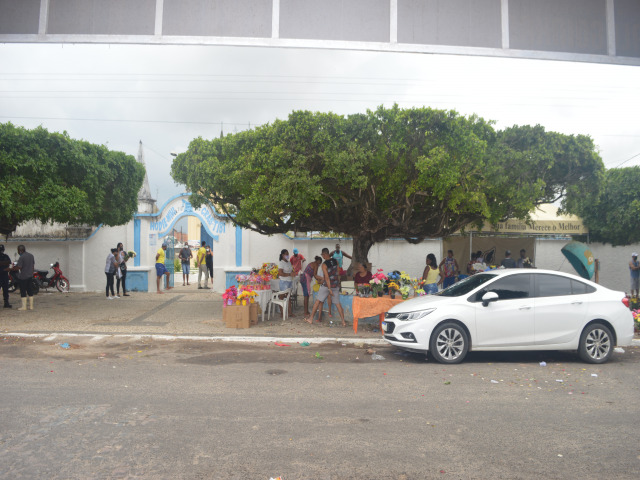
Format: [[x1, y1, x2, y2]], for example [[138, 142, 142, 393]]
[[563, 166, 640, 245], [0, 122, 146, 236], [171, 105, 603, 266]]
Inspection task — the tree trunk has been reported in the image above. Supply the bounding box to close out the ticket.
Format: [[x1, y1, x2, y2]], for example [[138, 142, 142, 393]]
[[350, 234, 376, 274]]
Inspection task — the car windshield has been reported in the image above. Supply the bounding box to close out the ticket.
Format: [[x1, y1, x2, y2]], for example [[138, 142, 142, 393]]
[[437, 273, 497, 297]]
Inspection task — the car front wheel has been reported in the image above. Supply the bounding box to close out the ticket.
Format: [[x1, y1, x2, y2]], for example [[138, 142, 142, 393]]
[[578, 323, 613, 364], [429, 322, 469, 364]]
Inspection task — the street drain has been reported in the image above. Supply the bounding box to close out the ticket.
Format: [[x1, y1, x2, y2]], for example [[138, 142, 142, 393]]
[[266, 369, 287, 376]]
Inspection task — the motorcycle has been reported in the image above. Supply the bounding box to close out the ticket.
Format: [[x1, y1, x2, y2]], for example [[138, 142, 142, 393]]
[[33, 262, 71, 293], [8, 268, 40, 295]]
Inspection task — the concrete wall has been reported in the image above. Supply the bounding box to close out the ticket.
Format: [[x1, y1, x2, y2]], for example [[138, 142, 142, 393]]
[[4, 214, 637, 295]]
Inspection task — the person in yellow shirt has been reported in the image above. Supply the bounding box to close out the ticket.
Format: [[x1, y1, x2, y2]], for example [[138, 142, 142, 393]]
[[197, 241, 209, 289], [155, 243, 172, 294]]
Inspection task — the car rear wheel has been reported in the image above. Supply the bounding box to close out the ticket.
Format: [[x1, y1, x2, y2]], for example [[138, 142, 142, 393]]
[[429, 322, 469, 364], [578, 323, 613, 364]]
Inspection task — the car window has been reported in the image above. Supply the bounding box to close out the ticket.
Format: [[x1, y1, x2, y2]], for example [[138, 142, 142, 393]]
[[571, 279, 596, 295], [438, 273, 497, 297], [535, 274, 573, 297], [471, 274, 532, 302]]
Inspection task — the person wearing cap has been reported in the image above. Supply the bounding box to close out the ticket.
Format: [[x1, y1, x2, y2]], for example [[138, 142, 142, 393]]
[[290, 248, 306, 276], [0, 244, 12, 308], [500, 250, 516, 268], [155, 242, 172, 294], [629, 252, 640, 297]]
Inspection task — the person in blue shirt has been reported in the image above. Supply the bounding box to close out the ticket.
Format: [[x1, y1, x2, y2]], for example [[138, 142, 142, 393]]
[[330, 243, 352, 270]]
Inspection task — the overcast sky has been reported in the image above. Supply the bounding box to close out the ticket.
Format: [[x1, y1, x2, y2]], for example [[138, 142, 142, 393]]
[[1, 42, 639, 209]]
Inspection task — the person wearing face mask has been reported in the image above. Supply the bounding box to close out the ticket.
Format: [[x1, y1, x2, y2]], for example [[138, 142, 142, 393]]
[[277, 249, 295, 317]]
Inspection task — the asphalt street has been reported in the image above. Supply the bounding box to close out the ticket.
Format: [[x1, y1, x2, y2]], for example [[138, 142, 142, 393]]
[[1, 336, 639, 479]]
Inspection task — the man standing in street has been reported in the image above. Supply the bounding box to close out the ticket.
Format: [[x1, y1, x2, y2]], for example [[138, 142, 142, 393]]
[[629, 252, 640, 297], [0, 245, 12, 308], [9, 245, 35, 310], [197, 241, 209, 289], [304, 247, 347, 328], [155, 243, 172, 294], [178, 243, 193, 286]]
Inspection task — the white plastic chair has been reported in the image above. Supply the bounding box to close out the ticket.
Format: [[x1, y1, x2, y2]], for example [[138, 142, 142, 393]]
[[268, 289, 291, 321]]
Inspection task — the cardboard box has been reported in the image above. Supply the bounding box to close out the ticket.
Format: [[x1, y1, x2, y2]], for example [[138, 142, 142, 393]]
[[224, 304, 250, 329], [249, 303, 260, 325]]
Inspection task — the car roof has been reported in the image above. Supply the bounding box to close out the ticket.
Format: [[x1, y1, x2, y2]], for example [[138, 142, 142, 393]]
[[483, 268, 600, 286]]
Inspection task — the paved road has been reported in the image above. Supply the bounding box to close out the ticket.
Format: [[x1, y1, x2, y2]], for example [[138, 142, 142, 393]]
[[1, 336, 639, 479]]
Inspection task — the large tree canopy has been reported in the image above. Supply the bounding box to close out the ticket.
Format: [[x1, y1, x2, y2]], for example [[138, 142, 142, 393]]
[[563, 166, 640, 246], [0, 122, 146, 236], [171, 105, 603, 265]]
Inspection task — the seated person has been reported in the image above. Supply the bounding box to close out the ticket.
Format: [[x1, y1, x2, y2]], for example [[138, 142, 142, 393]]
[[353, 262, 373, 286]]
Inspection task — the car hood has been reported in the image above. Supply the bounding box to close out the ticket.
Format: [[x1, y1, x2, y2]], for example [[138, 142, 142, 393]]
[[387, 294, 457, 314]]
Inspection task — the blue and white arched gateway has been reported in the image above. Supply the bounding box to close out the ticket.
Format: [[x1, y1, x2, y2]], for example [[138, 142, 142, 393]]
[[128, 193, 248, 292]]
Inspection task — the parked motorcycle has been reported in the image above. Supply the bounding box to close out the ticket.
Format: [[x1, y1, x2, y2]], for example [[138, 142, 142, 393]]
[[8, 269, 40, 295], [33, 262, 70, 293]]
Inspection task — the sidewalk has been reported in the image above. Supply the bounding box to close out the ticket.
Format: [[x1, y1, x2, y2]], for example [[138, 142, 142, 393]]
[[0, 284, 385, 344]]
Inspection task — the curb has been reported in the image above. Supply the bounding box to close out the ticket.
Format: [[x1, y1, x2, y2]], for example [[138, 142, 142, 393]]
[[3, 332, 637, 348], [1, 332, 389, 346]]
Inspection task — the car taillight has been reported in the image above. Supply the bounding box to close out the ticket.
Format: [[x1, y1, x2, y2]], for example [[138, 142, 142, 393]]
[[622, 297, 630, 308]]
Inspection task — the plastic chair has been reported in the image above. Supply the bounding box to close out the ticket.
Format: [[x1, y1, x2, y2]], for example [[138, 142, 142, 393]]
[[268, 289, 291, 321]]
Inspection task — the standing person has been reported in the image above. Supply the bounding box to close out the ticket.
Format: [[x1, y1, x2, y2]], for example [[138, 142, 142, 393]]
[[301, 256, 323, 316], [155, 243, 172, 294], [629, 252, 640, 297], [331, 243, 352, 271], [9, 245, 35, 310], [290, 248, 306, 276], [105, 247, 119, 300], [422, 253, 440, 294], [205, 245, 214, 289], [500, 250, 516, 269], [277, 249, 295, 318], [178, 243, 193, 286], [439, 250, 460, 289], [197, 241, 209, 289], [516, 249, 528, 268], [115, 243, 130, 297], [305, 247, 346, 327], [466, 252, 478, 275], [0, 244, 12, 308]]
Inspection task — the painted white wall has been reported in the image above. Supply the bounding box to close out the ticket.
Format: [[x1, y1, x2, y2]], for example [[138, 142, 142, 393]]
[[5, 214, 637, 296]]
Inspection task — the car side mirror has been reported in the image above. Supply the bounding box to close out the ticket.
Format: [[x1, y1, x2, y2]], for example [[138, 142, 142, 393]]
[[482, 291, 499, 307]]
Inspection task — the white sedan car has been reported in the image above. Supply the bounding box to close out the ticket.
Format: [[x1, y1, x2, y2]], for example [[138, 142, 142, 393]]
[[382, 269, 634, 364]]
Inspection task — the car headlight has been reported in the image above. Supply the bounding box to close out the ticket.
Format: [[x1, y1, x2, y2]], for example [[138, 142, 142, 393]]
[[396, 308, 435, 321]]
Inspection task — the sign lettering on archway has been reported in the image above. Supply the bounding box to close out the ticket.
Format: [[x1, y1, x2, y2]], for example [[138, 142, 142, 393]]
[[146, 194, 226, 240]]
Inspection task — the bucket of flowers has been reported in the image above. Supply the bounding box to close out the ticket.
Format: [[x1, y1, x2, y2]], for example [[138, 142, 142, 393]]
[[632, 309, 640, 334], [369, 269, 387, 298], [387, 281, 400, 299], [222, 286, 238, 306], [238, 288, 258, 306], [399, 285, 411, 300]]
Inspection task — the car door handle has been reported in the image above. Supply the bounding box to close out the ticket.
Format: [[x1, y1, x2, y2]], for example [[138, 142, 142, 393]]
[[519, 306, 531, 310], [571, 301, 583, 305]]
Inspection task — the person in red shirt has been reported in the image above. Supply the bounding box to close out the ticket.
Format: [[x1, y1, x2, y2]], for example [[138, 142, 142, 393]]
[[290, 248, 306, 276], [353, 262, 372, 286]]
